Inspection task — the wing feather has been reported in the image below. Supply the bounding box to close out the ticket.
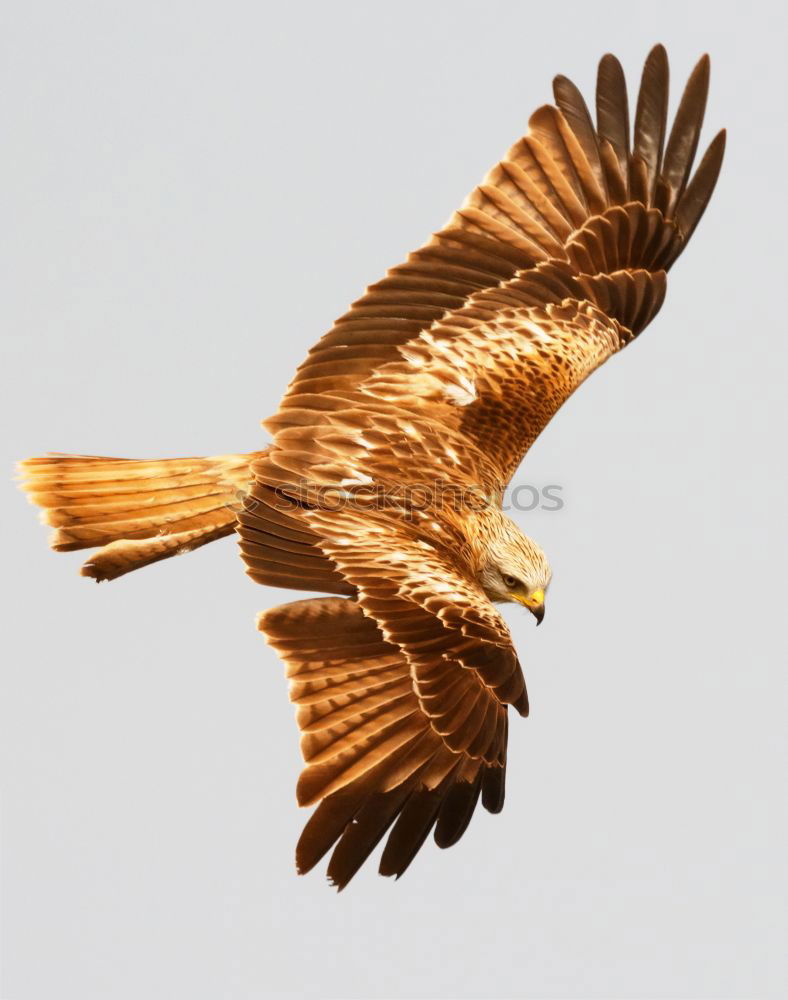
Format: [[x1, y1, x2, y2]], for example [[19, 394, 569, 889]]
[[257, 47, 723, 490], [660, 54, 711, 215], [633, 44, 670, 202], [596, 53, 630, 180], [248, 49, 725, 887], [260, 597, 509, 888]]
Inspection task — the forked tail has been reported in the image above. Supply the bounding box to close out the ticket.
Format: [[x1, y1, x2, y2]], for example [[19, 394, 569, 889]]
[[18, 451, 265, 581]]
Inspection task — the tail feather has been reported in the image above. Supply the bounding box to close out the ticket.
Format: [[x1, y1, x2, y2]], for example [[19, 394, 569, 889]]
[[18, 451, 264, 581]]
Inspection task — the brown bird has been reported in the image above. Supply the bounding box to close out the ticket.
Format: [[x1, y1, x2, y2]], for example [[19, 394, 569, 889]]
[[19, 45, 724, 889]]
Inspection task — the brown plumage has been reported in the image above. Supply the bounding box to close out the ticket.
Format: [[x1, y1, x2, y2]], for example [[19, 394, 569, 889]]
[[18, 46, 724, 889], [18, 453, 264, 580]]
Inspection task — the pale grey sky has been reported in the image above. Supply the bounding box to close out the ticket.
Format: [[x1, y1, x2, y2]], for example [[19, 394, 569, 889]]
[[2, 2, 787, 998]]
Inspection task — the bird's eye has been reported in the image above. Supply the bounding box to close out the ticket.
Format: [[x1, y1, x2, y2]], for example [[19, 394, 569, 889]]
[[503, 574, 519, 589]]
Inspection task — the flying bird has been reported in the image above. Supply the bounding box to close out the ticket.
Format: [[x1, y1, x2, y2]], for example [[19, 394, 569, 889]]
[[19, 46, 724, 889]]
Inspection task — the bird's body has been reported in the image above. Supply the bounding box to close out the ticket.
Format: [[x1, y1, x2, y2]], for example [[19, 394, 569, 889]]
[[19, 45, 724, 888]]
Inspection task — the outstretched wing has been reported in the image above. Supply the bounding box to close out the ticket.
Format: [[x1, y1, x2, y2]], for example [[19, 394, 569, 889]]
[[263, 46, 724, 493], [258, 509, 525, 888], [245, 47, 726, 886]]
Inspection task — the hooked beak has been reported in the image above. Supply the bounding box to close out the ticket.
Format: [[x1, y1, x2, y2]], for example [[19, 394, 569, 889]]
[[512, 588, 546, 625]]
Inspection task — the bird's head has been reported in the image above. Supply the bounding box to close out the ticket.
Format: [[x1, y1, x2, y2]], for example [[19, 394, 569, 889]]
[[477, 519, 551, 624]]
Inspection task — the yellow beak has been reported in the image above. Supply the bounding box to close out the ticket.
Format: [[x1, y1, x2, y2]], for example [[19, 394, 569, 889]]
[[512, 588, 546, 624]]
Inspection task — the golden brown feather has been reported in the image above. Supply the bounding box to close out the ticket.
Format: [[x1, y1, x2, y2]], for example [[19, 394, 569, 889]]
[[19, 47, 724, 888]]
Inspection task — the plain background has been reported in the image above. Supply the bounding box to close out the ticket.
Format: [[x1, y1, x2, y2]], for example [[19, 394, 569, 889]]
[[2, 1, 786, 998]]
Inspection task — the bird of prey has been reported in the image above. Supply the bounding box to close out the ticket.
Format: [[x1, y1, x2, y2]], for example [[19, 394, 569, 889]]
[[19, 45, 724, 889]]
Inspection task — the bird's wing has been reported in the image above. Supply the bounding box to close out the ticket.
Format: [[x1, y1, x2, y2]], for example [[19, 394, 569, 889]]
[[258, 510, 525, 887], [267, 277, 641, 494], [308, 505, 529, 717], [264, 46, 724, 492]]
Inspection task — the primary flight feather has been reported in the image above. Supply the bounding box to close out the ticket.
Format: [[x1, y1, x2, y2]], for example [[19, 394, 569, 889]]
[[19, 45, 725, 889]]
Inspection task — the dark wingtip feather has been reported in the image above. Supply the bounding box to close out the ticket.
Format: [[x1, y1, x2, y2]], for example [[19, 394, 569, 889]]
[[434, 775, 482, 849], [481, 762, 506, 814], [661, 53, 711, 214], [675, 128, 726, 245], [295, 791, 361, 876], [378, 787, 444, 880], [552, 73, 587, 115], [596, 53, 630, 181], [553, 72, 605, 194], [634, 44, 670, 201], [325, 785, 414, 890], [513, 686, 529, 717]]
